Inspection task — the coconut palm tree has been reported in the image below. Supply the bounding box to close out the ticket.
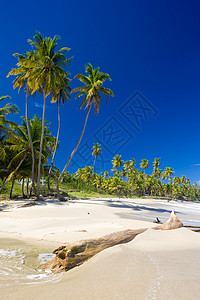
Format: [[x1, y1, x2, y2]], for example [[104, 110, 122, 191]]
[[112, 155, 124, 169], [56, 63, 114, 200], [47, 75, 71, 193], [140, 159, 149, 195], [25, 32, 72, 198], [7, 53, 37, 194], [0, 96, 19, 185], [162, 167, 174, 182], [82, 166, 93, 192], [75, 168, 85, 192], [0, 116, 56, 194], [152, 158, 161, 196], [0, 96, 18, 137], [128, 158, 136, 197], [92, 143, 102, 172]]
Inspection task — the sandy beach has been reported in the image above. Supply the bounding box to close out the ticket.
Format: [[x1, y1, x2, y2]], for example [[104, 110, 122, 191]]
[[0, 197, 200, 299]]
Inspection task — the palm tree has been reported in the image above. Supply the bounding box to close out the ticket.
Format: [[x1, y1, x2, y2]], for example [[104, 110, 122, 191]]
[[56, 63, 114, 200], [25, 32, 72, 198], [104, 170, 109, 178], [127, 158, 136, 197], [0, 96, 19, 185], [152, 158, 161, 196], [140, 159, 149, 195], [162, 167, 174, 182], [82, 166, 93, 192], [0, 96, 18, 137], [92, 143, 102, 172], [112, 155, 124, 170], [7, 53, 37, 194], [0, 116, 56, 194], [47, 75, 71, 192], [75, 168, 85, 192]]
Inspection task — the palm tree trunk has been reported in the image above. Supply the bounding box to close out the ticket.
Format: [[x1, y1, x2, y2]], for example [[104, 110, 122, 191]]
[[56, 103, 92, 200], [143, 171, 146, 196], [93, 157, 96, 172], [90, 180, 92, 193], [10, 176, 15, 199], [22, 178, 25, 198], [125, 181, 128, 197], [131, 171, 133, 197], [48, 99, 61, 193], [25, 93, 36, 195], [36, 94, 46, 199], [0, 155, 27, 193], [27, 178, 29, 198]]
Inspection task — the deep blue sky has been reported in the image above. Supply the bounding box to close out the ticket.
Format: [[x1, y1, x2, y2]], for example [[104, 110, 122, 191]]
[[1, 0, 200, 183]]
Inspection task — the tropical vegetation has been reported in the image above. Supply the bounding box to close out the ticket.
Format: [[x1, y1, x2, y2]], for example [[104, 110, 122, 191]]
[[0, 32, 199, 202]]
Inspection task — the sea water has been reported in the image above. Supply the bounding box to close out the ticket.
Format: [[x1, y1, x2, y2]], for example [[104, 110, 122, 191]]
[[0, 239, 62, 286]]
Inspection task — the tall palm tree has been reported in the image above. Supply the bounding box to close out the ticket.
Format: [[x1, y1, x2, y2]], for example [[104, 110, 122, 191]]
[[25, 32, 72, 198], [47, 75, 71, 192], [56, 63, 114, 200], [92, 143, 102, 172], [128, 158, 136, 197], [152, 158, 161, 196], [140, 159, 149, 195], [7, 53, 37, 194]]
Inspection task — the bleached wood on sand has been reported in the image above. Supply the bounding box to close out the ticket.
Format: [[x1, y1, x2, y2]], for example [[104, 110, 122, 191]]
[[38, 211, 182, 273]]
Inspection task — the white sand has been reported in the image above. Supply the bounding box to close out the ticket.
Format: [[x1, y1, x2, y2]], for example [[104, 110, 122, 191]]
[[0, 197, 200, 299]]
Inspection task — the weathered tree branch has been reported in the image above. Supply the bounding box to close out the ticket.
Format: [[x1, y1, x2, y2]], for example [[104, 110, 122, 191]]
[[37, 211, 183, 273]]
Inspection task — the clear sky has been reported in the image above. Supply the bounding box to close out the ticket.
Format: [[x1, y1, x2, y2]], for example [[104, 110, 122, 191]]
[[1, 0, 200, 183]]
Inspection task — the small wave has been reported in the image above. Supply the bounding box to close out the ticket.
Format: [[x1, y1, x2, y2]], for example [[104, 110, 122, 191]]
[[0, 246, 62, 286]]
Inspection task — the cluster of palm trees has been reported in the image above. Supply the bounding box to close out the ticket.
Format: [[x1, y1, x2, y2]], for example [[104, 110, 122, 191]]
[[1, 32, 199, 201], [1, 32, 114, 200], [69, 150, 199, 200], [0, 96, 56, 198]]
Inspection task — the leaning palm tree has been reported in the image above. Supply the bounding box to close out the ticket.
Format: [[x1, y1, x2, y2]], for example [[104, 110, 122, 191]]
[[47, 75, 71, 193], [26, 32, 72, 198], [56, 63, 114, 200]]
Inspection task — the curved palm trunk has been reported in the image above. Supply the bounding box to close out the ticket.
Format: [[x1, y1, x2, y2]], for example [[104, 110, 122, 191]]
[[56, 103, 92, 200], [36, 94, 46, 199], [25, 93, 36, 195], [0, 155, 27, 193], [47, 99, 61, 193]]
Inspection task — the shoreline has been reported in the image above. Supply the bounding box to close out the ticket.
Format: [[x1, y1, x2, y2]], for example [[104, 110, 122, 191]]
[[0, 197, 200, 299]]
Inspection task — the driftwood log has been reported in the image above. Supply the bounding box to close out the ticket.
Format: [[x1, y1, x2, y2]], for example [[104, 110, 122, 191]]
[[37, 211, 183, 273]]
